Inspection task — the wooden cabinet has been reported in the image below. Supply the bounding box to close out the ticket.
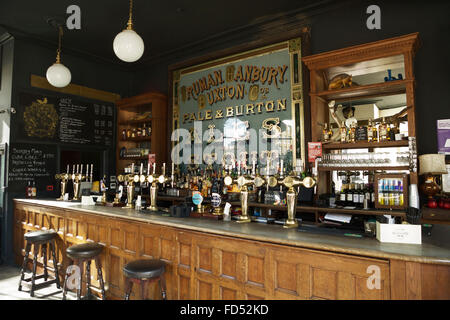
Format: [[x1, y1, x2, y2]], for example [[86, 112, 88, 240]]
[[116, 92, 168, 175], [302, 33, 420, 216], [13, 201, 450, 300]]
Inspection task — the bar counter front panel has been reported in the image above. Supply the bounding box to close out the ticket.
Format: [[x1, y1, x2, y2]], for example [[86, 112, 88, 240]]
[[13, 199, 450, 300]]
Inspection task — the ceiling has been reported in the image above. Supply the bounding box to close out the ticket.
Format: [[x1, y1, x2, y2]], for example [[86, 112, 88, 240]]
[[0, 0, 325, 68]]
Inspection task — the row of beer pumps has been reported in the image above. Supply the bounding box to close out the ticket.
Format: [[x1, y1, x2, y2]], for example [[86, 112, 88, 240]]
[[112, 159, 316, 229], [55, 164, 94, 201], [223, 158, 316, 228], [116, 162, 174, 210], [55, 159, 316, 229]]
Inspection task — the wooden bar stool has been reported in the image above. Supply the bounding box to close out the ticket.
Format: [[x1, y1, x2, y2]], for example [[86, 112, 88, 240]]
[[123, 259, 167, 300], [62, 242, 106, 300], [18, 230, 61, 297]]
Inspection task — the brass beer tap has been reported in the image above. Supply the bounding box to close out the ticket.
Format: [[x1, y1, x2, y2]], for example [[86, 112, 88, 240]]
[[146, 163, 159, 211], [72, 164, 86, 201], [278, 174, 316, 228], [224, 161, 263, 223], [55, 164, 70, 201], [123, 163, 139, 209]]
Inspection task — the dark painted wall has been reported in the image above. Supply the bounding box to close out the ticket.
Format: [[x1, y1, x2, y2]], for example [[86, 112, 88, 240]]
[[131, 0, 450, 156], [1, 36, 133, 264]]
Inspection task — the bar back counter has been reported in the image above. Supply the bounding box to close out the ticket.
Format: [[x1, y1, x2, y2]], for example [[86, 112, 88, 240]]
[[13, 199, 450, 300]]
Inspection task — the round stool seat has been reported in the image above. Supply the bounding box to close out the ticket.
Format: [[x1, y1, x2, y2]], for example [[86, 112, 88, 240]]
[[66, 242, 104, 259], [123, 259, 165, 279], [24, 230, 57, 242]]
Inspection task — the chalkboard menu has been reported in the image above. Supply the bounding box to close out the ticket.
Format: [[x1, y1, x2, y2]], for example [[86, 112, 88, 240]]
[[8, 143, 57, 193], [15, 92, 114, 146]]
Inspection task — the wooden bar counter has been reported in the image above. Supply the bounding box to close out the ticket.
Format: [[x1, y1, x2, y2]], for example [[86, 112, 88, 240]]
[[13, 199, 450, 300]]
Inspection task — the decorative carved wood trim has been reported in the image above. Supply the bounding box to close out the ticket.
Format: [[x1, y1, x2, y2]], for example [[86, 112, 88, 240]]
[[302, 33, 420, 70]]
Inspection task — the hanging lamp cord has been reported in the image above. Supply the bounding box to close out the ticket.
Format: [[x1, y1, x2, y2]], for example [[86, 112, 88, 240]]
[[126, 0, 134, 30], [56, 25, 63, 63]]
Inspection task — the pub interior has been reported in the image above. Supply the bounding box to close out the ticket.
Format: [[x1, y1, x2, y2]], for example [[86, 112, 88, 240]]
[[0, 0, 449, 302]]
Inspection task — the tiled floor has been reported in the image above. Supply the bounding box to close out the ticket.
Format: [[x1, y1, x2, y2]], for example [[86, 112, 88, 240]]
[[0, 264, 76, 300]]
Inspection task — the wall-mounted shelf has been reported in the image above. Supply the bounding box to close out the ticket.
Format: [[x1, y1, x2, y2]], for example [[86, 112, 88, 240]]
[[311, 79, 411, 102], [322, 140, 409, 150]]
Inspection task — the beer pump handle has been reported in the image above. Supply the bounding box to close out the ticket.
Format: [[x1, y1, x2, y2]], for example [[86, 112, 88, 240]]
[[140, 163, 143, 175], [66, 164, 69, 175], [90, 164, 93, 182], [147, 163, 151, 176], [162, 163, 166, 176], [152, 163, 156, 175]]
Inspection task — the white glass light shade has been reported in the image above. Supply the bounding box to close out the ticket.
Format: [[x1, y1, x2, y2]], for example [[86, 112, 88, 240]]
[[46, 62, 71, 88], [113, 29, 144, 62]]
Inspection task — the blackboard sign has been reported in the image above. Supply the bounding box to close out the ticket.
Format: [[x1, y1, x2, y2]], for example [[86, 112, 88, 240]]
[[15, 92, 114, 147], [8, 143, 57, 193], [355, 126, 368, 141]]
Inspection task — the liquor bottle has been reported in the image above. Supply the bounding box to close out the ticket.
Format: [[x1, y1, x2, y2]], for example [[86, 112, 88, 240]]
[[358, 183, 365, 208], [126, 128, 131, 139], [137, 127, 142, 137], [389, 121, 397, 141], [131, 128, 137, 138], [346, 183, 354, 207], [386, 122, 391, 141], [352, 183, 359, 207], [322, 123, 331, 142], [367, 119, 374, 142], [142, 123, 147, 137], [379, 117, 388, 141], [340, 121, 347, 143], [364, 184, 371, 208], [32, 181, 37, 198], [349, 123, 356, 143], [338, 183, 347, 207], [26, 181, 32, 198], [122, 129, 127, 140]]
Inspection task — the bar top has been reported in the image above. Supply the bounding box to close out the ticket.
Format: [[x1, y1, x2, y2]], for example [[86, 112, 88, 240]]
[[14, 199, 450, 265]]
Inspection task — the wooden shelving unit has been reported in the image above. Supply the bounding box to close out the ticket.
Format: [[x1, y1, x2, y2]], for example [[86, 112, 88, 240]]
[[116, 92, 168, 175], [302, 33, 420, 220]]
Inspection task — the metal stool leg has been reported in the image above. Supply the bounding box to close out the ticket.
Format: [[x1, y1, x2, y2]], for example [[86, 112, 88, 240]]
[[124, 277, 133, 300], [18, 241, 32, 291], [30, 244, 39, 297], [95, 256, 106, 300]]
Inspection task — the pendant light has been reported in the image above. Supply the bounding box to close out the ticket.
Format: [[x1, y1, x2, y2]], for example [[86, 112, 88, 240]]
[[46, 25, 72, 88], [113, 0, 144, 62]]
